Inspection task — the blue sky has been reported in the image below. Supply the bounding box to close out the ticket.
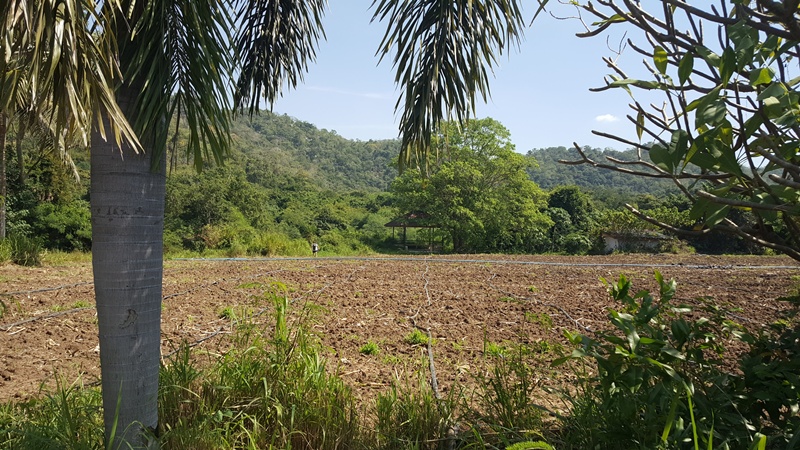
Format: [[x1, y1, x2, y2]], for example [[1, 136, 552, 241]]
[[270, 3, 646, 154]]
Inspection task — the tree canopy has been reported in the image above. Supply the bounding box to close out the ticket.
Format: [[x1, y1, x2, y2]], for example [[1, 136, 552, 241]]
[[391, 118, 551, 252]]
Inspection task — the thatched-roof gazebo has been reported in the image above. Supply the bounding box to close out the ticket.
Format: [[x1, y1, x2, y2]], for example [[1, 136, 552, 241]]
[[384, 211, 441, 251]]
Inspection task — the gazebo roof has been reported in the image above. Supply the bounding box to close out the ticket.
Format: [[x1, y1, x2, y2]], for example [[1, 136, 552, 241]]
[[384, 211, 438, 228]]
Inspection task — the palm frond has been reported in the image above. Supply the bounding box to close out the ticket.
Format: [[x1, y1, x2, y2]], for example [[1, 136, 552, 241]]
[[122, 0, 234, 172], [232, 0, 327, 116], [370, 0, 525, 170], [1, 0, 137, 152]]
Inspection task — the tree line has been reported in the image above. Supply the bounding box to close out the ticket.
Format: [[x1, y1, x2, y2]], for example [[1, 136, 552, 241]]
[[3, 113, 768, 258]]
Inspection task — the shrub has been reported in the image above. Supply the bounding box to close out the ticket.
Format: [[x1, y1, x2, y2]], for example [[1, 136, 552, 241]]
[[554, 272, 795, 449], [1, 235, 43, 266]]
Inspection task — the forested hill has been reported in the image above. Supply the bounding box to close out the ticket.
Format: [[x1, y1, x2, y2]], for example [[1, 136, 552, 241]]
[[197, 113, 677, 198], [527, 146, 676, 198], [227, 112, 400, 192]]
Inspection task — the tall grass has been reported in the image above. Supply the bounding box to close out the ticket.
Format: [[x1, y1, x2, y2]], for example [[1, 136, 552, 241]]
[[0, 235, 43, 266], [0, 379, 104, 450], [159, 286, 361, 449]]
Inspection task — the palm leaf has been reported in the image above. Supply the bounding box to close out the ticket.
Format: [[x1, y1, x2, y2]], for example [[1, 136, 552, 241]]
[[122, 0, 234, 171], [232, 0, 327, 116], [370, 0, 525, 171], [1, 0, 137, 152]]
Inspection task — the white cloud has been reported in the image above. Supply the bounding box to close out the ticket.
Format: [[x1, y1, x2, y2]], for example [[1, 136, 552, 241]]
[[595, 114, 620, 123]]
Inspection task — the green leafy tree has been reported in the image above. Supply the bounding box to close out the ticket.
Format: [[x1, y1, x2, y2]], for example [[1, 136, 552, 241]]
[[392, 118, 551, 252], [546, 185, 597, 253], [560, 0, 800, 261]]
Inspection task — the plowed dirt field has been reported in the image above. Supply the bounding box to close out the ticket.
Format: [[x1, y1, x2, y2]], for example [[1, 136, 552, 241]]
[[1, 254, 798, 405]]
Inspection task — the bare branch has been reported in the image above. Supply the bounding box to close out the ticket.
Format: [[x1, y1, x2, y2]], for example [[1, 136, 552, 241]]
[[696, 190, 795, 213], [562, 143, 731, 181], [626, 204, 708, 236]]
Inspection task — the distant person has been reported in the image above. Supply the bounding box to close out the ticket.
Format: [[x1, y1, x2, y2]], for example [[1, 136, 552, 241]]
[[311, 242, 319, 257]]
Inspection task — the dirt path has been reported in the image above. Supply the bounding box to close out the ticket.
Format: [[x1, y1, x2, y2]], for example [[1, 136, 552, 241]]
[[1, 254, 797, 404]]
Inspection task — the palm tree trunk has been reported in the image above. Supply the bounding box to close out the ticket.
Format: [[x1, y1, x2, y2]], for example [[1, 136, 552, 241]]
[[0, 112, 7, 239], [91, 84, 165, 448], [15, 118, 25, 185]]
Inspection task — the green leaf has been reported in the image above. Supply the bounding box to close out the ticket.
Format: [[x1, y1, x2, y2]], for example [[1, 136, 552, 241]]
[[649, 130, 688, 173], [761, 96, 782, 118], [592, 14, 627, 26], [695, 45, 720, 67], [649, 143, 672, 172], [609, 79, 661, 90], [678, 53, 693, 85], [743, 114, 763, 139], [654, 46, 668, 75], [757, 82, 788, 102], [698, 98, 727, 126], [660, 346, 684, 360], [693, 198, 731, 227], [748, 67, 774, 86], [636, 111, 645, 141]]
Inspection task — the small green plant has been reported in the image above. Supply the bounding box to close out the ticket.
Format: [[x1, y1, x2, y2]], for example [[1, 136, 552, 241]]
[[506, 441, 553, 450], [71, 300, 91, 309], [527, 285, 538, 293], [218, 306, 236, 320], [484, 341, 507, 358], [404, 328, 429, 346], [499, 295, 524, 304], [381, 354, 403, 365], [524, 312, 553, 330], [359, 341, 379, 356]]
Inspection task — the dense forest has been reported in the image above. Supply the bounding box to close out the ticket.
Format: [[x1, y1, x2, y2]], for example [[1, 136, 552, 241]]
[[2, 112, 766, 259]]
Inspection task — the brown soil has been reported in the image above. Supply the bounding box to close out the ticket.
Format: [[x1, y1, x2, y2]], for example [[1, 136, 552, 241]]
[[1, 254, 798, 405]]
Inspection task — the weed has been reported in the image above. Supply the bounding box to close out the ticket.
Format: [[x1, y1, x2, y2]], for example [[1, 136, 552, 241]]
[[0, 377, 104, 449], [524, 312, 553, 331], [472, 346, 547, 447], [359, 341, 379, 356], [451, 338, 467, 352], [159, 286, 362, 449], [529, 340, 564, 356], [218, 306, 235, 320], [381, 354, 402, 365], [500, 295, 524, 304], [1, 235, 43, 267], [70, 300, 91, 309], [375, 372, 461, 448], [527, 285, 538, 293], [404, 328, 429, 346], [484, 341, 507, 358]]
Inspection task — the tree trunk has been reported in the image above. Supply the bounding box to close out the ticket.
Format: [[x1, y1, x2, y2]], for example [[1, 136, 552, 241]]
[[15, 118, 25, 185], [91, 84, 165, 449], [0, 112, 7, 239]]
